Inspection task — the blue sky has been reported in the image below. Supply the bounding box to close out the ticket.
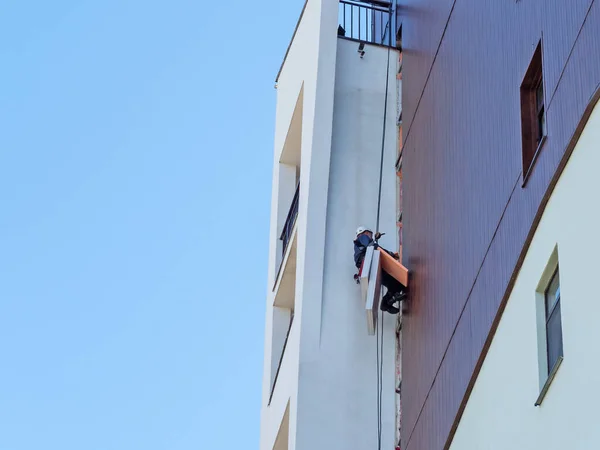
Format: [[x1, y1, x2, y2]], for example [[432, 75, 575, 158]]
[[0, 1, 304, 448]]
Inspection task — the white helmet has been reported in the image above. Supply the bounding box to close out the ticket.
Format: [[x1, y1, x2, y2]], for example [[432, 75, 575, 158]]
[[356, 226, 372, 238]]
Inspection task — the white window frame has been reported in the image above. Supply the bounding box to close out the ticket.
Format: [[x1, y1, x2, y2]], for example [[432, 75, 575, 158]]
[[534, 245, 564, 406]]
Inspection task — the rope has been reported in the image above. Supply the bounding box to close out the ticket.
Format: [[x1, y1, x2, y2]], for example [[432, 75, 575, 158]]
[[374, 6, 394, 448], [374, 42, 392, 242], [376, 310, 381, 447], [379, 309, 385, 447], [376, 307, 385, 449]]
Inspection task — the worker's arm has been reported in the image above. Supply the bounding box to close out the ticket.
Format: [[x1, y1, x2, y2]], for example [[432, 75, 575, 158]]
[[375, 244, 399, 260]]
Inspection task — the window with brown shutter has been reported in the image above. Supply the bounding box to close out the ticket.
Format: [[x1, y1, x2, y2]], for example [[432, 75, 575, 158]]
[[520, 41, 546, 184]]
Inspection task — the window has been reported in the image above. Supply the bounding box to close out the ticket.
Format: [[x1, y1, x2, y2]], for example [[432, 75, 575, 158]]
[[544, 269, 563, 373], [535, 78, 545, 145], [520, 41, 546, 183], [535, 248, 564, 406]]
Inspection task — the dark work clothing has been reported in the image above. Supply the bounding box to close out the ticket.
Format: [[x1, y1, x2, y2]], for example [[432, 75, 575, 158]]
[[354, 234, 373, 269], [354, 234, 401, 273], [353, 233, 406, 312], [354, 234, 405, 285], [382, 271, 403, 296], [381, 271, 404, 307]]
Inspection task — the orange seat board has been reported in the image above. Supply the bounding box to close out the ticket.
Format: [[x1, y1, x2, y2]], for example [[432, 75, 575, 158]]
[[378, 249, 409, 287]]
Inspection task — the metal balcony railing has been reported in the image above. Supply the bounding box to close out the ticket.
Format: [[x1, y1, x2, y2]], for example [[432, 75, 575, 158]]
[[338, 0, 394, 47], [280, 183, 300, 259]]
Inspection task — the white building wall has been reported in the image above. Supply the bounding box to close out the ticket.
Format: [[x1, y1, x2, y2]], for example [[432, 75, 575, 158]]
[[262, 0, 333, 444], [260, 0, 399, 448], [262, 1, 338, 448], [450, 102, 600, 450], [296, 38, 398, 450]]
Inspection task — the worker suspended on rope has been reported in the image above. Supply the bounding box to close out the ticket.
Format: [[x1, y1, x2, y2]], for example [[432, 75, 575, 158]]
[[354, 226, 407, 315]]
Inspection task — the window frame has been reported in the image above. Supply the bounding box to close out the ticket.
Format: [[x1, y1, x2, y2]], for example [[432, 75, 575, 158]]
[[535, 74, 546, 145], [534, 247, 564, 406], [544, 268, 563, 373], [521, 40, 547, 186]]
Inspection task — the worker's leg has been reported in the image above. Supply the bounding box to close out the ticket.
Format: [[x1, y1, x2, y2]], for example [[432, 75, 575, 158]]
[[381, 292, 400, 314], [380, 272, 400, 314], [382, 271, 405, 297]]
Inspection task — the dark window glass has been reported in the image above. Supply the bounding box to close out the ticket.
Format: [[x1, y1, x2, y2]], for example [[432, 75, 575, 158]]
[[536, 81, 544, 111], [536, 78, 545, 144], [537, 107, 546, 144], [520, 41, 545, 180], [545, 269, 563, 372]]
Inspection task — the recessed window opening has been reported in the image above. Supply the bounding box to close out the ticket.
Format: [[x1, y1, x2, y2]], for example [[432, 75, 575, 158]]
[[521, 41, 546, 183], [544, 268, 563, 373], [535, 247, 564, 406]]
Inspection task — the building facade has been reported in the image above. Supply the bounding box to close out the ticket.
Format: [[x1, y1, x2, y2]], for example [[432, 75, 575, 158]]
[[400, 0, 600, 449], [260, 1, 402, 449], [263, 0, 600, 449]]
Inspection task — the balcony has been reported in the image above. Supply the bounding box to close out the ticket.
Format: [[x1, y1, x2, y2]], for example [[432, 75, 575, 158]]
[[280, 183, 300, 260], [267, 186, 299, 418], [337, 0, 395, 47], [268, 312, 294, 405], [276, 1, 397, 84], [273, 183, 299, 309]]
